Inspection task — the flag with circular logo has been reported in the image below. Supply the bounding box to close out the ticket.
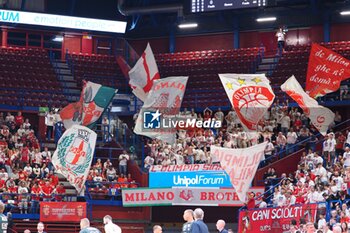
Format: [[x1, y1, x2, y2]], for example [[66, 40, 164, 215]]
[[219, 74, 275, 132], [52, 125, 97, 193]]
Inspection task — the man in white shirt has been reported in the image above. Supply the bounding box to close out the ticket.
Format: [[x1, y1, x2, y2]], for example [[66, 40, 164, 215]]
[[275, 27, 286, 55], [332, 171, 344, 191], [103, 215, 121, 233], [328, 133, 337, 165], [214, 108, 224, 123], [118, 150, 129, 176], [286, 128, 298, 154], [344, 147, 350, 168], [144, 155, 155, 170], [45, 111, 55, 140], [307, 185, 321, 203], [280, 113, 290, 135]]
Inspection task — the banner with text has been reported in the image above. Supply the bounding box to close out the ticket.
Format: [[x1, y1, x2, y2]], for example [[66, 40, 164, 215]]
[[40, 202, 87, 222], [238, 204, 318, 233], [122, 187, 264, 207], [149, 164, 232, 188], [306, 43, 350, 98], [211, 142, 267, 203]]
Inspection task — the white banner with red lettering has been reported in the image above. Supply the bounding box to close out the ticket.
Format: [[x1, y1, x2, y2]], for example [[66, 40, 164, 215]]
[[134, 76, 188, 144], [129, 43, 160, 102], [281, 75, 335, 136], [122, 187, 264, 207], [211, 142, 267, 203], [219, 74, 275, 132]]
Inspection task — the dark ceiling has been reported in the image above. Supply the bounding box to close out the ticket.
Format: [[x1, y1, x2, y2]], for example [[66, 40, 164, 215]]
[[18, 0, 350, 38]]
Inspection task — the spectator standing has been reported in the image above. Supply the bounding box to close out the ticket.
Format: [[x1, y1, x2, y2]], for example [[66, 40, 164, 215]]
[[191, 208, 209, 233], [45, 111, 55, 140], [275, 27, 286, 55], [103, 215, 121, 233], [118, 150, 129, 176], [182, 209, 194, 233]]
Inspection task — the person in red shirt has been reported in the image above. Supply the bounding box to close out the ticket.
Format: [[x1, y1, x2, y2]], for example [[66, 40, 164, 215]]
[[41, 181, 54, 202], [18, 169, 28, 182], [49, 171, 59, 187], [54, 183, 66, 202], [336, 132, 346, 156], [15, 111, 24, 128], [246, 192, 256, 209], [30, 183, 41, 214]]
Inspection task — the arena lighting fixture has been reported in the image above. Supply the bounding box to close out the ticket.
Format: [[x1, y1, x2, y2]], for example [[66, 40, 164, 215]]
[[52, 36, 63, 42], [178, 23, 198, 29], [340, 11, 350, 16], [256, 17, 277, 22]]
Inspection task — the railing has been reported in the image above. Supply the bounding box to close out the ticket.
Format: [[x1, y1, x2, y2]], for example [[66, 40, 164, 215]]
[[114, 38, 140, 67]]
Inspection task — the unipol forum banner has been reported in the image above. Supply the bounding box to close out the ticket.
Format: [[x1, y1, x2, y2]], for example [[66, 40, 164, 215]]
[[40, 202, 87, 222], [238, 204, 317, 233], [211, 142, 267, 202], [122, 187, 264, 207], [306, 43, 350, 98], [148, 164, 232, 188]]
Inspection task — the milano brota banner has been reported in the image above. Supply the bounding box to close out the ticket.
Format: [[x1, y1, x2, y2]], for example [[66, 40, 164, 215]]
[[40, 202, 87, 222], [306, 43, 350, 98], [52, 125, 97, 193], [129, 43, 160, 102], [60, 81, 117, 129], [211, 142, 267, 202], [238, 204, 317, 233], [281, 75, 335, 136], [134, 76, 188, 144], [122, 187, 264, 207], [219, 74, 275, 133]]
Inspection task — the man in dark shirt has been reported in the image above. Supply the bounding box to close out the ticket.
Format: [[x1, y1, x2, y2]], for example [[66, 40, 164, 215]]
[[191, 208, 209, 233], [79, 218, 101, 233], [182, 209, 194, 233], [216, 220, 228, 233]]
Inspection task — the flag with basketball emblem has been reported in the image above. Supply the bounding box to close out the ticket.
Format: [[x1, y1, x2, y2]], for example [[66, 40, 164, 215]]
[[52, 125, 97, 193], [134, 76, 188, 144], [60, 81, 117, 129], [129, 43, 160, 102], [219, 74, 275, 132], [281, 75, 335, 136]]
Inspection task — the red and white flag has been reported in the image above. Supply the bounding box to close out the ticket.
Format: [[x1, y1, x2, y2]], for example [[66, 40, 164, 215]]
[[219, 74, 275, 132], [134, 76, 188, 144], [129, 43, 160, 102], [281, 75, 335, 136], [306, 43, 350, 98], [210, 142, 267, 203]]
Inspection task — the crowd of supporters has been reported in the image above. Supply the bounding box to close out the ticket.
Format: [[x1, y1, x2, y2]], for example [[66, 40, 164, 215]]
[[0, 111, 66, 214], [258, 128, 350, 232], [143, 103, 339, 169]]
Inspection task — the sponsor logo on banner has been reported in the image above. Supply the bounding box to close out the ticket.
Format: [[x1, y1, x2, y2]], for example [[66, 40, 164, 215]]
[[40, 202, 87, 222], [149, 164, 231, 188], [219, 74, 275, 132], [122, 187, 264, 207], [281, 75, 335, 136], [306, 43, 350, 98], [238, 204, 317, 232]]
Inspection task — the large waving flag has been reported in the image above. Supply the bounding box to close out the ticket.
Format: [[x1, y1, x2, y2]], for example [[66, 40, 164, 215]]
[[52, 125, 97, 194], [219, 74, 275, 132], [211, 142, 267, 202], [281, 75, 335, 135], [306, 44, 350, 98], [134, 76, 188, 144], [60, 81, 117, 129], [129, 43, 160, 102]]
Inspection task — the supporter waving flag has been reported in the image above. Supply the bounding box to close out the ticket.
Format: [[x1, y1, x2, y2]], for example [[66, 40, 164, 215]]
[[52, 125, 97, 193], [219, 73, 275, 132], [306, 43, 350, 98], [133, 76, 188, 144], [211, 142, 267, 203], [60, 81, 117, 129], [281, 75, 335, 136], [129, 43, 160, 102]]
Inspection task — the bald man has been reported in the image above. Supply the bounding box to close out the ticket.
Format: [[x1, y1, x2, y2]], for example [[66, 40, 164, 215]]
[[153, 225, 162, 233], [182, 209, 194, 233], [216, 220, 228, 233], [333, 225, 342, 233], [80, 218, 101, 233]]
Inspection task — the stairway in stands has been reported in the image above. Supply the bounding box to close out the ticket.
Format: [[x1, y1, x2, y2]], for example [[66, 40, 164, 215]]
[[51, 59, 80, 102], [255, 55, 280, 76]]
